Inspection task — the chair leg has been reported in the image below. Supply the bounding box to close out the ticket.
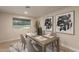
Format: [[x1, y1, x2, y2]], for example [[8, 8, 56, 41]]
[[24, 44, 26, 50], [52, 42, 54, 51]]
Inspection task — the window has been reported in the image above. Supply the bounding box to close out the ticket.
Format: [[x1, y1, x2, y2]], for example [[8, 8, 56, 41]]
[[13, 18, 31, 28]]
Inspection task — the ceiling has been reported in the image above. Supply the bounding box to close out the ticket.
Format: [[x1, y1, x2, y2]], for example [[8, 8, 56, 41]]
[[0, 6, 68, 18]]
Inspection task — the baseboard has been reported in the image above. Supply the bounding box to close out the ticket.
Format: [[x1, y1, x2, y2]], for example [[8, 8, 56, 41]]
[[60, 44, 79, 52]]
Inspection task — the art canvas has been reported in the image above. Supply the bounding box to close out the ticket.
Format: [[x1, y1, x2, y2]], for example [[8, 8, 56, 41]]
[[44, 17, 53, 31], [13, 18, 31, 28], [45, 17, 52, 29], [44, 17, 53, 34], [55, 11, 74, 34]]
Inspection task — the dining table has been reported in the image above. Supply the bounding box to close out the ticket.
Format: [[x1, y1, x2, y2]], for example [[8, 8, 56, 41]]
[[26, 33, 60, 52]]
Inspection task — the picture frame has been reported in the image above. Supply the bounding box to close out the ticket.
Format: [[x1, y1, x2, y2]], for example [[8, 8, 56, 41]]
[[55, 11, 75, 34], [13, 17, 31, 28], [44, 16, 54, 34]]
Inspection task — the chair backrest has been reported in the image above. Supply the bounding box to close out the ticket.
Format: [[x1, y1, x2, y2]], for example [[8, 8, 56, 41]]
[[20, 34, 27, 45]]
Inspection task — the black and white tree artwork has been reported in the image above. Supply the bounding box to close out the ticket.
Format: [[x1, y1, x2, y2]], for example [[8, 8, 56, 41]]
[[56, 11, 74, 34], [57, 14, 72, 31], [45, 18, 52, 29]]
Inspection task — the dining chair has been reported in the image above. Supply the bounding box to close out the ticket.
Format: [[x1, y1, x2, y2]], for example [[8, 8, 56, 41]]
[[20, 34, 27, 50]]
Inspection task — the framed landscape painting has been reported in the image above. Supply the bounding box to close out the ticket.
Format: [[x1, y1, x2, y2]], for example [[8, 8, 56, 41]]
[[55, 11, 75, 34], [13, 17, 31, 28]]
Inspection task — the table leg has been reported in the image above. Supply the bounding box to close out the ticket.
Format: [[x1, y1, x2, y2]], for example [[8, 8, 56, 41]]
[[56, 38, 60, 52], [42, 46, 46, 52]]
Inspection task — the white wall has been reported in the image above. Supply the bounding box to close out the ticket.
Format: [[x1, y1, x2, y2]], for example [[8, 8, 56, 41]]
[[38, 7, 79, 51], [0, 13, 36, 42]]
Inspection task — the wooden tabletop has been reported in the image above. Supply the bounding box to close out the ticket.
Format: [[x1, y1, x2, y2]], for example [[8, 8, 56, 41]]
[[27, 35, 58, 46]]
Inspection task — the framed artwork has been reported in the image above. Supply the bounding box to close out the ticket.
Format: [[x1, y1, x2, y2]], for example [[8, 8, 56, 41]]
[[13, 17, 31, 28], [44, 17, 52, 29], [44, 17, 53, 34], [55, 11, 75, 34]]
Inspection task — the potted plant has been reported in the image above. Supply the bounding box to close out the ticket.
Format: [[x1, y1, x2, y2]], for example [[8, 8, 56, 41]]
[[35, 20, 42, 35]]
